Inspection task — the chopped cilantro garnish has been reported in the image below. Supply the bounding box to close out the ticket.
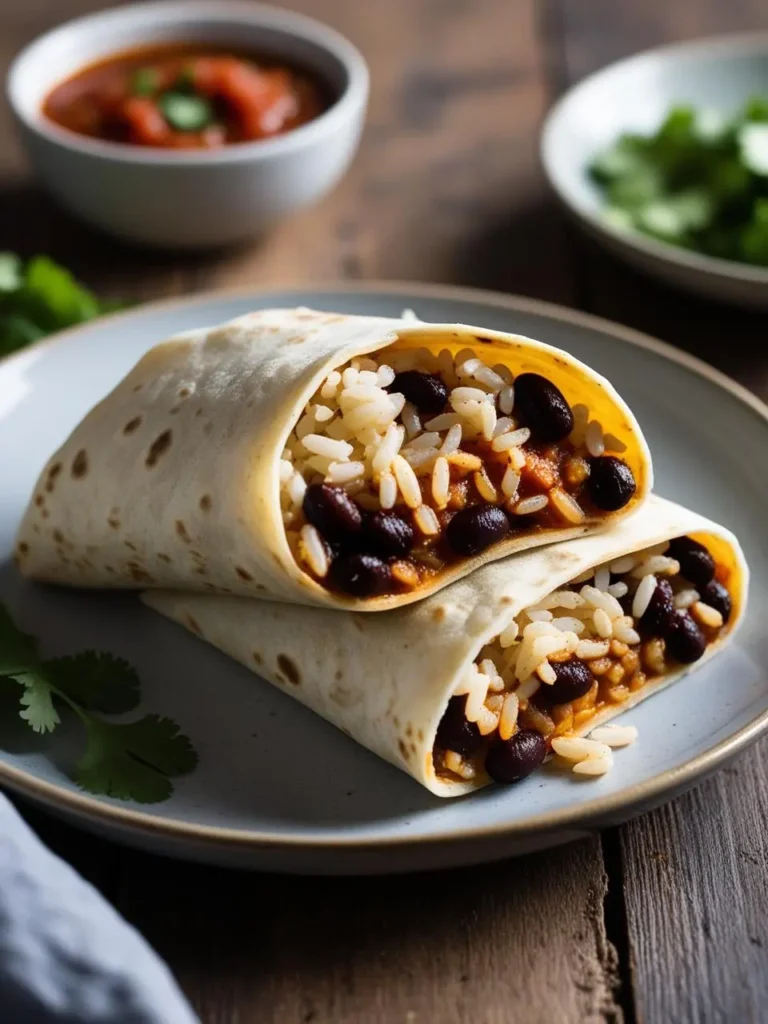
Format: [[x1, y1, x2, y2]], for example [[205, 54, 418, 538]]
[[159, 91, 214, 132], [0, 603, 197, 803], [0, 254, 119, 357], [589, 95, 768, 266], [131, 67, 160, 97]]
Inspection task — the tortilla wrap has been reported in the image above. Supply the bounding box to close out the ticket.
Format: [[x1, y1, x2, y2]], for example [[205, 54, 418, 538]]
[[16, 307, 652, 609], [143, 496, 747, 796]]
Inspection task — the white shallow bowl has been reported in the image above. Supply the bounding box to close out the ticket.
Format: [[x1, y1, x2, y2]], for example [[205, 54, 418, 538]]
[[6, 0, 368, 248], [0, 282, 767, 874], [541, 34, 768, 308]]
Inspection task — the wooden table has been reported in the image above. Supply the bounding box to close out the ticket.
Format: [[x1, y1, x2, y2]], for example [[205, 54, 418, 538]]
[[3, 1, 768, 1021]]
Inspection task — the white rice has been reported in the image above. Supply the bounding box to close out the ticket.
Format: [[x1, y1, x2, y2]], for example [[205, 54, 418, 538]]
[[513, 495, 549, 515], [392, 455, 422, 508], [491, 427, 531, 452]]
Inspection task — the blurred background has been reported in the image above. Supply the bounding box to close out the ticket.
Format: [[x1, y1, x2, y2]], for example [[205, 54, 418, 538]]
[[1, 0, 765, 391]]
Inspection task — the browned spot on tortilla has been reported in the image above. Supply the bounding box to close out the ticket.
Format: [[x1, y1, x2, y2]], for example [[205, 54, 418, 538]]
[[335, 669, 343, 680], [74, 557, 92, 570], [255, 583, 266, 592], [193, 566, 206, 575], [157, 553, 172, 563], [45, 462, 62, 492], [275, 674, 286, 685], [500, 596, 514, 605], [398, 739, 410, 761], [127, 562, 153, 583], [71, 450, 88, 478], [252, 651, 263, 665], [199, 494, 212, 511], [175, 520, 191, 543], [17, 542, 29, 555], [195, 408, 204, 418], [393, 716, 400, 728], [42, 510, 50, 519], [405, 723, 413, 737], [145, 429, 173, 468], [105, 565, 116, 574], [417, 728, 424, 742], [178, 387, 190, 399], [410, 742, 417, 754], [474, 335, 493, 344], [52, 529, 65, 544], [431, 606, 446, 622], [107, 517, 120, 530], [123, 416, 142, 435], [33, 525, 40, 534], [246, 399, 255, 407], [185, 614, 202, 635], [132, 383, 143, 392], [203, 422, 214, 435], [34, 494, 44, 507], [271, 554, 283, 568], [233, 566, 251, 581], [277, 654, 301, 685], [124, 540, 137, 551]]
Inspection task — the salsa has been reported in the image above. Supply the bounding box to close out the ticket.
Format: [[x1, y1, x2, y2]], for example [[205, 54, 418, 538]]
[[42, 45, 329, 149]]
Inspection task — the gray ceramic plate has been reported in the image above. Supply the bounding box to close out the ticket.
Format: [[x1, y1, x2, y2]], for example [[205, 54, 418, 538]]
[[1, 283, 766, 874], [541, 33, 768, 308]]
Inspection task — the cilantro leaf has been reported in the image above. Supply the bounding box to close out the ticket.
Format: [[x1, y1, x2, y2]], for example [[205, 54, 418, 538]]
[[0, 602, 197, 803], [0, 605, 39, 676], [75, 715, 198, 804], [45, 652, 140, 714], [15, 671, 61, 734], [0, 253, 22, 293], [0, 254, 119, 355]]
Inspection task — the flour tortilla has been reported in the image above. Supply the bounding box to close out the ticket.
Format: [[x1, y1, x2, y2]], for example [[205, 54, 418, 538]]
[[143, 496, 747, 796], [17, 307, 652, 610]]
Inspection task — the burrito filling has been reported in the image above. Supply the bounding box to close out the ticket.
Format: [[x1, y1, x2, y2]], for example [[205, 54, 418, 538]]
[[433, 534, 733, 783], [280, 345, 638, 597]]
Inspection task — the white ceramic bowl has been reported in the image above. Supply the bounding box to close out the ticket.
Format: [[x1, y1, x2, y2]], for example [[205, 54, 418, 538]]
[[541, 33, 768, 308], [6, 0, 368, 248]]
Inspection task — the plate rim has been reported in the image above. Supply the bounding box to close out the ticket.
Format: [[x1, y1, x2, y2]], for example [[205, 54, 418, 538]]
[[2, 278, 767, 852], [540, 29, 768, 288]]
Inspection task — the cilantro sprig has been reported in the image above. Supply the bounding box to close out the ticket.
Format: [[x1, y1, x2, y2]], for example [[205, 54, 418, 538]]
[[589, 95, 768, 266], [0, 254, 119, 358], [0, 605, 196, 803]]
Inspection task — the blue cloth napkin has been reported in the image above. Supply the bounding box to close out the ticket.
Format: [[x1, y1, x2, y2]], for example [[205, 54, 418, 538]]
[[0, 793, 198, 1023]]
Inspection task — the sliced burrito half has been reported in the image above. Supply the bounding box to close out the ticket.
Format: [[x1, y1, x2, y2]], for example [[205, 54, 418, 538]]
[[17, 307, 651, 610], [143, 495, 747, 796]]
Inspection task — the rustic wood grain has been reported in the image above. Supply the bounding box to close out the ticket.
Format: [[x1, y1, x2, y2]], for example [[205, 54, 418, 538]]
[[620, 743, 768, 1024], [113, 837, 621, 1024]]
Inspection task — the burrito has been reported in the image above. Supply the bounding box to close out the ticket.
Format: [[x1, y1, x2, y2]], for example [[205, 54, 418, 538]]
[[17, 307, 651, 610], [143, 496, 747, 796]]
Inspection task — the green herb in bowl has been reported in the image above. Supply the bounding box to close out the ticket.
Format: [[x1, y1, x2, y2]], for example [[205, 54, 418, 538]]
[[589, 96, 768, 266]]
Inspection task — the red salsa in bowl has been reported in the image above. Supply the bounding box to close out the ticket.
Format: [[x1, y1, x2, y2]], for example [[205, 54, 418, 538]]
[[42, 45, 330, 149]]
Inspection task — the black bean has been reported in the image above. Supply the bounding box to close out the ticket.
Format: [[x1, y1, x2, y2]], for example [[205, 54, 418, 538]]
[[513, 372, 574, 442], [303, 484, 362, 541], [667, 535, 716, 588], [665, 610, 707, 664], [539, 658, 594, 705], [330, 552, 392, 597], [640, 577, 675, 636], [485, 729, 547, 784], [388, 370, 449, 415], [435, 696, 482, 758], [361, 510, 414, 559], [586, 456, 637, 512], [445, 503, 510, 557], [699, 579, 732, 624]]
